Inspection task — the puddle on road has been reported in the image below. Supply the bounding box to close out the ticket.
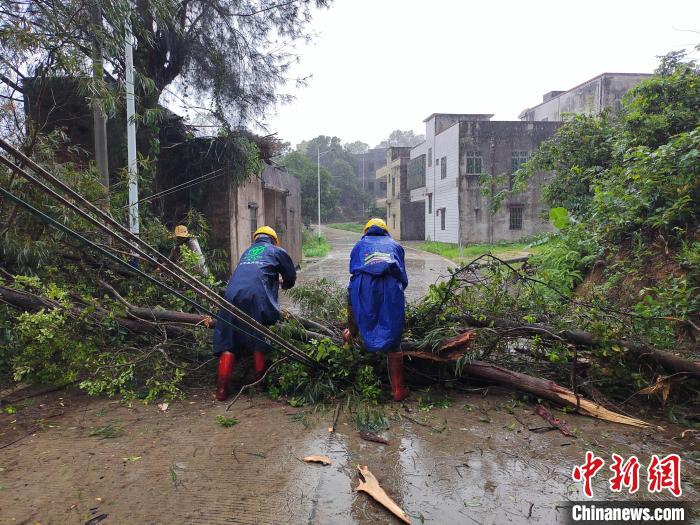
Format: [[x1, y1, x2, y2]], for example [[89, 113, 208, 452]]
[[285, 395, 699, 524]]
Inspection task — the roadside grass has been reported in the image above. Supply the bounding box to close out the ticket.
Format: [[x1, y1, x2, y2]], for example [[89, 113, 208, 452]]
[[327, 222, 364, 234], [302, 233, 330, 258], [416, 238, 547, 263]]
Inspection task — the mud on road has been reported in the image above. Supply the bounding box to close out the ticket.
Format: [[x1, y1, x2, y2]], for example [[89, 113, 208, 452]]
[[1, 387, 698, 524]]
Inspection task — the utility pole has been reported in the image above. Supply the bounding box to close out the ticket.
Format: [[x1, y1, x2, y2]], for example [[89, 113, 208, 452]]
[[362, 154, 365, 217], [90, 1, 109, 207], [317, 148, 330, 239], [317, 148, 321, 238], [125, 8, 139, 237]]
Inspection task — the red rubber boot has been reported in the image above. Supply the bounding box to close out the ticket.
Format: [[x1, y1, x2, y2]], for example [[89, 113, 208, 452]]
[[252, 351, 267, 383], [387, 352, 409, 401], [215, 351, 235, 401]]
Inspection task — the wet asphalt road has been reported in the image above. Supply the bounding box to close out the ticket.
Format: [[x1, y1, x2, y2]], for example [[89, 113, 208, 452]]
[[288, 226, 457, 303]]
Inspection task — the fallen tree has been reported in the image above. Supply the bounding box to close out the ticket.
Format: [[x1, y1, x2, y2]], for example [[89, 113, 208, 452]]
[[0, 284, 659, 428], [458, 314, 700, 379], [0, 280, 688, 429]]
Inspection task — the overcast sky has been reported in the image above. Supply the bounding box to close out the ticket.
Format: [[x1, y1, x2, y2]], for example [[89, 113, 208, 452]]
[[261, 0, 700, 148]]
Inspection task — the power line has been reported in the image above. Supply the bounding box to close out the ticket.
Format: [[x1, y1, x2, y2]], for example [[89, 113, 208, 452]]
[[0, 184, 292, 359], [0, 139, 322, 370], [121, 167, 226, 209]]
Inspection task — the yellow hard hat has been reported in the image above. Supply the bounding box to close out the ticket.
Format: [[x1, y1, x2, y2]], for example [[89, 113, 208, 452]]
[[253, 225, 279, 245], [171, 225, 191, 238], [363, 218, 388, 234]]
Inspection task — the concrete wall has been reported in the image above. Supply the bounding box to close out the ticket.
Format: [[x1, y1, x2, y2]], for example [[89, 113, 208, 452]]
[[521, 73, 651, 121], [457, 120, 561, 244], [261, 163, 302, 265], [230, 178, 265, 269], [401, 200, 425, 240]]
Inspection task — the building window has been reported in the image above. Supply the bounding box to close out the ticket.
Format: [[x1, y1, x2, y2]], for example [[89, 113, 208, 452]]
[[436, 157, 439, 166], [392, 214, 396, 229], [427, 193, 433, 214], [511, 151, 528, 172], [440, 208, 446, 230], [248, 202, 258, 233], [391, 176, 395, 197], [380, 181, 387, 191], [440, 156, 447, 179], [428, 148, 433, 167], [511, 151, 528, 189], [368, 181, 374, 191], [465, 151, 482, 174], [509, 206, 523, 230]]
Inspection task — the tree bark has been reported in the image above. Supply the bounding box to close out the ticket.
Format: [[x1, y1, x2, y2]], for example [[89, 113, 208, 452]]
[[460, 314, 700, 379]]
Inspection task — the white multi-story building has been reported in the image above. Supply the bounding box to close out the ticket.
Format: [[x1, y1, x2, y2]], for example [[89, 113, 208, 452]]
[[409, 114, 492, 243], [409, 114, 561, 244]]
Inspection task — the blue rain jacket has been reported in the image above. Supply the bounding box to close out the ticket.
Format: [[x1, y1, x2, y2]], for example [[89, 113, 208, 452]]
[[213, 235, 296, 355], [348, 226, 408, 352]]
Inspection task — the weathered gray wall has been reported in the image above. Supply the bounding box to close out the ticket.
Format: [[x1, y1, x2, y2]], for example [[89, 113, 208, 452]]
[[521, 73, 652, 121], [262, 165, 302, 265], [458, 120, 561, 244], [401, 200, 425, 240]]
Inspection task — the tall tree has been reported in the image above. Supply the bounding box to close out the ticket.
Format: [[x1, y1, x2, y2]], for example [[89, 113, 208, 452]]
[[0, 0, 331, 139], [375, 129, 424, 149], [281, 150, 338, 224], [343, 140, 369, 154]]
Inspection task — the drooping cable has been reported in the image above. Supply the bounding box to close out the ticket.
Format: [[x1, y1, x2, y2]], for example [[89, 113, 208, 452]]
[[0, 184, 320, 369], [121, 167, 227, 209], [0, 139, 322, 370]]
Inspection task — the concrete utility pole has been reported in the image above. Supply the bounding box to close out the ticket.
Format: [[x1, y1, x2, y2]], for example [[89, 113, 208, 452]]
[[362, 154, 365, 216], [125, 9, 139, 236], [90, 1, 109, 204], [316, 148, 330, 239]]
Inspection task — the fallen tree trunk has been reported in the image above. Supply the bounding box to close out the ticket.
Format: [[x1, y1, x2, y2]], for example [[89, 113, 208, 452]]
[[0, 285, 185, 336], [402, 348, 660, 430], [1, 285, 329, 343], [460, 315, 700, 379], [97, 279, 336, 338]]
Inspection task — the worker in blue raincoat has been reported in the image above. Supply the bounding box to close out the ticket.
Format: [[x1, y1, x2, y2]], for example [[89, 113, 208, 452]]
[[344, 218, 409, 400], [213, 226, 296, 401]]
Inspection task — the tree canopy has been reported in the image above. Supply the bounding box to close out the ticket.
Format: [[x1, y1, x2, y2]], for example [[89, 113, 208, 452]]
[[0, 0, 331, 130], [280, 150, 338, 224], [375, 129, 424, 148]]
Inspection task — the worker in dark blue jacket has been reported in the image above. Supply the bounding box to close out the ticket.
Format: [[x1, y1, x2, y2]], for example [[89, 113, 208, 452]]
[[213, 226, 296, 401], [344, 218, 409, 400]]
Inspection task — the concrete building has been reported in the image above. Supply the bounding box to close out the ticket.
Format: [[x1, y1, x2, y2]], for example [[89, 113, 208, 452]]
[[519, 72, 651, 122], [22, 77, 301, 271], [158, 142, 303, 271], [409, 114, 560, 244], [376, 146, 424, 240], [352, 148, 387, 206]]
